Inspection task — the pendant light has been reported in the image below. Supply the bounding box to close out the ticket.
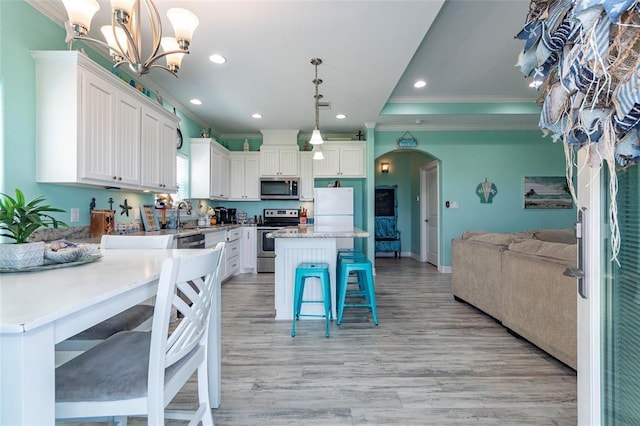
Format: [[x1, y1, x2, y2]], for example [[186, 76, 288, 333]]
[[310, 57, 324, 147]]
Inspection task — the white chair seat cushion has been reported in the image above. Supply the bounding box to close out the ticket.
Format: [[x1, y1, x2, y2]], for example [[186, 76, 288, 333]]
[[56, 331, 193, 402], [67, 306, 154, 340]]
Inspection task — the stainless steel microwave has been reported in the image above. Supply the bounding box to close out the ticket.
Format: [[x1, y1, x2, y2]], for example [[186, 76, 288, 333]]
[[260, 177, 299, 200]]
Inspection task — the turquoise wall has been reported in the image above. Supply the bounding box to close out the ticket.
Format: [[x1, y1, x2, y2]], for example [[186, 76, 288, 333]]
[[1, 1, 206, 227], [374, 130, 576, 265]]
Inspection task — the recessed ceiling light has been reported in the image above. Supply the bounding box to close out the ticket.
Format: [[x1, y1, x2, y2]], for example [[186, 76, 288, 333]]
[[414, 80, 427, 88], [529, 80, 543, 89], [336, 114, 346, 119], [209, 54, 226, 64], [190, 99, 202, 105], [252, 113, 262, 119]]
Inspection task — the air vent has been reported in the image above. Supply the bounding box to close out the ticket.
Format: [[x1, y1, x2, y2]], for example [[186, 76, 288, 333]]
[[318, 101, 331, 109]]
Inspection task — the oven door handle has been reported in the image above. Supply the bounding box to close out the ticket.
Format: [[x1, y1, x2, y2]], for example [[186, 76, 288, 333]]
[[179, 240, 205, 248]]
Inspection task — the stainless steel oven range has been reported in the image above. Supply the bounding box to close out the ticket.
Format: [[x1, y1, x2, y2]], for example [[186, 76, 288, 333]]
[[256, 208, 300, 273]]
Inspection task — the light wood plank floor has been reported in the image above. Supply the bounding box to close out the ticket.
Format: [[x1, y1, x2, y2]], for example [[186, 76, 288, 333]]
[[68, 257, 577, 425]]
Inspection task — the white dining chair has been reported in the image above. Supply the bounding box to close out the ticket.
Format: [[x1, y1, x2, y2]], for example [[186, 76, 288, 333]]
[[55, 234, 174, 355], [55, 242, 224, 425]]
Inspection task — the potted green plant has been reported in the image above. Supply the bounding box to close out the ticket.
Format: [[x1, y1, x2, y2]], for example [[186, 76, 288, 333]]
[[0, 189, 67, 269]]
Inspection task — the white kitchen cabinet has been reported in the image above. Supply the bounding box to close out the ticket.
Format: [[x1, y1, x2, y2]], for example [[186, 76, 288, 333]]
[[80, 72, 141, 186], [259, 145, 299, 177], [211, 142, 230, 200], [205, 230, 228, 280], [239, 226, 257, 273], [299, 152, 314, 200], [190, 138, 230, 200], [313, 141, 366, 178], [140, 106, 177, 192], [32, 50, 178, 192], [229, 152, 260, 200], [225, 228, 242, 279]]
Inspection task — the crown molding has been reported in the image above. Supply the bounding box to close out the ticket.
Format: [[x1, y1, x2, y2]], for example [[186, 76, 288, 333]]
[[375, 122, 541, 132]]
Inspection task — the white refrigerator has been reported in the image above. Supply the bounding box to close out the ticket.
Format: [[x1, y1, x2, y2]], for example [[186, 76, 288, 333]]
[[313, 187, 354, 249]]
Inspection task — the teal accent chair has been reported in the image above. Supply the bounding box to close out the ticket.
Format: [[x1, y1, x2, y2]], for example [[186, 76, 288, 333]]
[[374, 216, 401, 257]]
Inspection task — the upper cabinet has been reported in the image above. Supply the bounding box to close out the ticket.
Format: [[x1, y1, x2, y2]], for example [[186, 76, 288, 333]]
[[140, 106, 177, 192], [258, 129, 300, 177], [210, 142, 230, 200], [229, 152, 260, 200], [190, 138, 230, 200], [32, 51, 179, 192], [299, 152, 314, 201], [259, 145, 299, 177], [313, 141, 366, 178]]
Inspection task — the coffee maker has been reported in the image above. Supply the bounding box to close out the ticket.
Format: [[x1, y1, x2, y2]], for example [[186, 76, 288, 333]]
[[226, 208, 237, 224], [213, 207, 237, 224]]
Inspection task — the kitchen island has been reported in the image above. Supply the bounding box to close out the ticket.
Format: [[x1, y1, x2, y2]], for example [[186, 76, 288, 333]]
[[267, 226, 369, 320]]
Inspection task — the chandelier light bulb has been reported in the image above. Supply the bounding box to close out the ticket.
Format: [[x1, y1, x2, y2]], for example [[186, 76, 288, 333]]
[[167, 8, 199, 48], [161, 37, 185, 71], [62, 0, 100, 35], [101, 25, 128, 58], [110, 0, 134, 15]]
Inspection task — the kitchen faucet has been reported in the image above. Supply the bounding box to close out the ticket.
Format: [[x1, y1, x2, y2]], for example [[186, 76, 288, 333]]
[[176, 200, 192, 228]]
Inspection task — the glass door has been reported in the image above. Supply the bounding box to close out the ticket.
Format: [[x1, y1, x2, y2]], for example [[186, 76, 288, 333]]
[[602, 164, 640, 425]]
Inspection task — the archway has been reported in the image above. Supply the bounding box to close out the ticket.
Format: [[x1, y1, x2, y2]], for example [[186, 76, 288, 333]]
[[374, 150, 440, 267]]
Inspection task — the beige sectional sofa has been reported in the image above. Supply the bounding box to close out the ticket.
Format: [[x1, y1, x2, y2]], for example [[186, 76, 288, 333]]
[[451, 229, 577, 369]]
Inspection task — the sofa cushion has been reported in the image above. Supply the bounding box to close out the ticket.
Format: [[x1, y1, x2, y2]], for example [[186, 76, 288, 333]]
[[468, 231, 534, 246], [508, 239, 577, 262], [461, 230, 487, 240], [533, 228, 577, 244]]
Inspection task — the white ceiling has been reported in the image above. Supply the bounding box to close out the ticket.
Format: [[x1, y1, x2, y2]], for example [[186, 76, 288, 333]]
[[31, 0, 541, 138]]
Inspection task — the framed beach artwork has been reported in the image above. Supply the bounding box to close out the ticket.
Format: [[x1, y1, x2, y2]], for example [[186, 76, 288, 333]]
[[523, 176, 573, 209]]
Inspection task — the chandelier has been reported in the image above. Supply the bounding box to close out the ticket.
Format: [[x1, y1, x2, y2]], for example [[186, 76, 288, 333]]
[[61, 0, 199, 77]]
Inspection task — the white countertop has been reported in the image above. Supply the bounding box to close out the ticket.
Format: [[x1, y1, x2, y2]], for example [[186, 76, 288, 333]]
[[266, 226, 369, 239]]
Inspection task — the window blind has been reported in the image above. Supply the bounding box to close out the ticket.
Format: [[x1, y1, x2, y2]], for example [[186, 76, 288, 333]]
[[174, 153, 189, 202], [603, 164, 640, 425]]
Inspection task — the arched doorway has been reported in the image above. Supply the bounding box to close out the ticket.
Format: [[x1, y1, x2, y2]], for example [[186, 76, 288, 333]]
[[374, 150, 440, 267]]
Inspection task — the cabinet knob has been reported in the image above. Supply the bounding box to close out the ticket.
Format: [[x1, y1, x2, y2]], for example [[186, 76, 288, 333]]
[[117, 177, 122, 181], [112, 176, 117, 180]]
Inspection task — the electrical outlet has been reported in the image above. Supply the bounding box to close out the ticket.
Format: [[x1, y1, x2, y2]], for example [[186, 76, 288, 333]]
[[134, 208, 141, 220], [450, 201, 459, 208], [70, 208, 80, 223]]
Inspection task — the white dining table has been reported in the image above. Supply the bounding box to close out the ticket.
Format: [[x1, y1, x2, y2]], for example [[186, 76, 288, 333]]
[[0, 248, 222, 426]]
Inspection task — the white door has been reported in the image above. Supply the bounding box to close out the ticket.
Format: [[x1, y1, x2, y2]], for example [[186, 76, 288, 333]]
[[576, 147, 602, 425], [420, 161, 439, 266]]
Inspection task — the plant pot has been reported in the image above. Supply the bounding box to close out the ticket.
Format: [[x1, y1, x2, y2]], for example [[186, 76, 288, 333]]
[[0, 241, 46, 269]]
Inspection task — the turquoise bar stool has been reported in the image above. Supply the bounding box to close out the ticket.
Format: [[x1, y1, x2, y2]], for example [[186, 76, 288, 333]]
[[337, 258, 379, 326], [337, 250, 366, 297], [291, 262, 332, 338]]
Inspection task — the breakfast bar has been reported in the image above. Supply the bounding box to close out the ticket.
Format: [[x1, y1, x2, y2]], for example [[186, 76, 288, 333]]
[[267, 226, 369, 320]]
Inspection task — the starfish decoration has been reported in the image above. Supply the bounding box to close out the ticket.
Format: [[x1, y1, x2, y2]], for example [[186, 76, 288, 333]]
[[119, 199, 133, 216]]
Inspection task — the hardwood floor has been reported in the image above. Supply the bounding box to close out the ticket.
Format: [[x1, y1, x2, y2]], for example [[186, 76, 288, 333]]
[[210, 257, 576, 425], [70, 257, 577, 425]]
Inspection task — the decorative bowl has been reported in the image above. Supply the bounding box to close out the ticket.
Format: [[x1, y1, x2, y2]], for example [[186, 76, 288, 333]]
[[44, 245, 91, 264]]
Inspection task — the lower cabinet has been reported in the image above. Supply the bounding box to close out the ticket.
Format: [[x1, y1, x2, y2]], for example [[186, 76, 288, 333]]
[[205, 231, 228, 280], [225, 228, 242, 278], [205, 227, 255, 279]]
